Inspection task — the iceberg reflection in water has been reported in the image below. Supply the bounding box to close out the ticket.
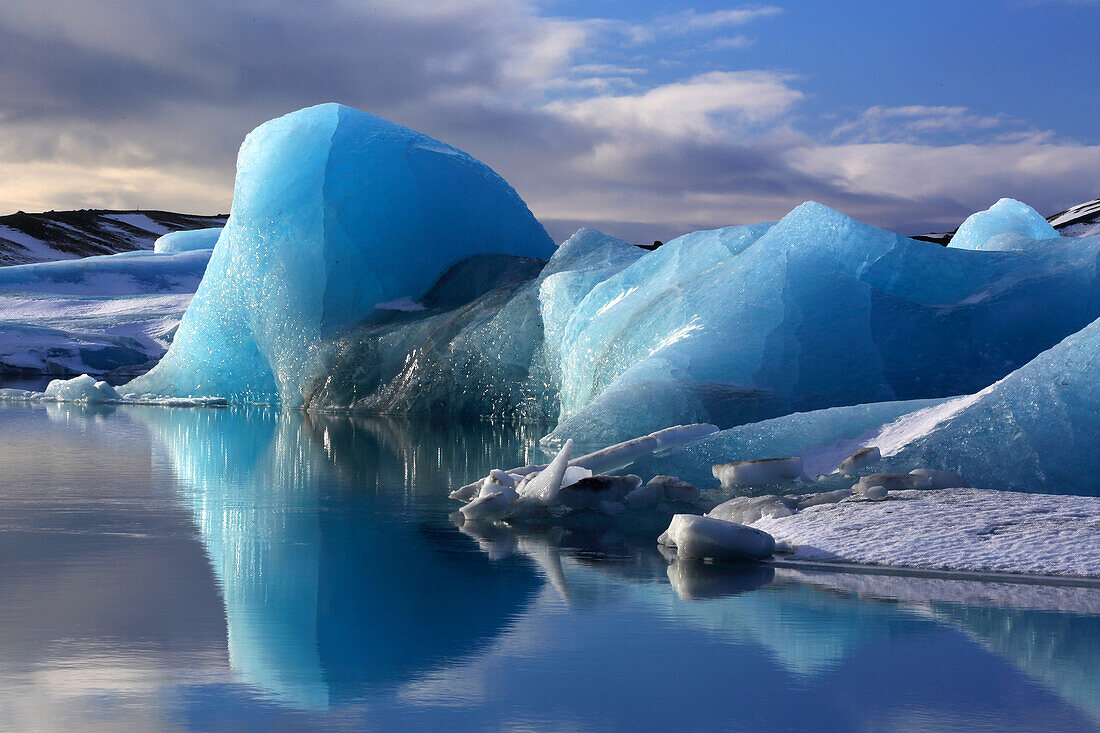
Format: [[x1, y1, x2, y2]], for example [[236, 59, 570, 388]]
[[136, 407, 547, 709], [1, 401, 1099, 731]]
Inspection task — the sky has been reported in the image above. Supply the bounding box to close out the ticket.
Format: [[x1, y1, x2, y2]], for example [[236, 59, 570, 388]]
[[0, 0, 1097, 243]]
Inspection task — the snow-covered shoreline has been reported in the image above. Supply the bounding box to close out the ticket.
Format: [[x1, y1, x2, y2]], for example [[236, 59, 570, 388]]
[[750, 488, 1100, 579]]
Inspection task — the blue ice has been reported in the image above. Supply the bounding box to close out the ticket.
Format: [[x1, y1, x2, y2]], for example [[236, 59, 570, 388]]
[[124, 103, 553, 404]]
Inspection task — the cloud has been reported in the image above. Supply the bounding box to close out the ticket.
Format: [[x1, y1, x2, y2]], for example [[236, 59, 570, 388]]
[[546, 71, 803, 138], [0, 1, 1096, 243], [831, 105, 1021, 144], [788, 138, 1100, 219], [661, 6, 785, 33]]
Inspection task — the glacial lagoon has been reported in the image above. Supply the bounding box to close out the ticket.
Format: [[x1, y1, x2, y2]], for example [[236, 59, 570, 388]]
[[0, 401, 1098, 732]]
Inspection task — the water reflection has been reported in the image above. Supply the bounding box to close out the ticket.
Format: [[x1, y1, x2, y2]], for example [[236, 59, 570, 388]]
[[132, 407, 548, 710], [2, 402, 1100, 731]]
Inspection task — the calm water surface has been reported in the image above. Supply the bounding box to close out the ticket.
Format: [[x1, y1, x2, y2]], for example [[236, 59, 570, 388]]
[[0, 402, 1098, 732]]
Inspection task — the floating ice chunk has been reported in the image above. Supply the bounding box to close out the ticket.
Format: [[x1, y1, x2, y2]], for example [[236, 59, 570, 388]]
[[707, 495, 797, 525], [125, 103, 553, 404], [43, 374, 121, 403], [568, 423, 719, 475], [556, 474, 640, 509], [646, 475, 700, 503], [909, 468, 969, 489], [712, 457, 803, 490], [459, 488, 516, 522], [452, 426, 714, 509], [658, 514, 775, 561], [449, 481, 481, 502], [623, 481, 664, 509], [950, 198, 1059, 251], [153, 227, 222, 253], [854, 473, 930, 493], [838, 446, 880, 476], [560, 465, 593, 489], [796, 488, 852, 509], [490, 469, 519, 489], [0, 388, 41, 401], [862, 485, 889, 501], [517, 439, 573, 506]]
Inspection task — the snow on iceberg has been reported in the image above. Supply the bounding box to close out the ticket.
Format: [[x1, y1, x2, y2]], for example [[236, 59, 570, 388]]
[[949, 198, 1059, 251], [124, 103, 553, 404]]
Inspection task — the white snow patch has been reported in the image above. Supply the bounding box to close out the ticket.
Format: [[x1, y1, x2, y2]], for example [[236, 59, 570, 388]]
[[870, 388, 989, 457], [102, 214, 171, 235], [751, 488, 1100, 578]]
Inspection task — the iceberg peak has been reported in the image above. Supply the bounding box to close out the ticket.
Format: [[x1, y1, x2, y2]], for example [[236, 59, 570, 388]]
[[124, 103, 554, 404], [950, 198, 1059, 251]]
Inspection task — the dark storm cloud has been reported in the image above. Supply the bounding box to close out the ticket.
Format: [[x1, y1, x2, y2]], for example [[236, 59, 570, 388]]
[[0, 1, 538, 120]]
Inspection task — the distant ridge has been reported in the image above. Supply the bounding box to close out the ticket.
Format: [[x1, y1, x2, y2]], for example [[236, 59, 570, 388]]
[[2, 197, 1097, 264], [914, 197, 1100, 246], [0, 209, 227, 265]]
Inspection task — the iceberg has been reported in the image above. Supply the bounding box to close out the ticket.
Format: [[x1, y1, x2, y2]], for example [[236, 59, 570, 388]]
[[124, 103, 553, 404], [869, 312, 1100, 494], [67, 103, 1095, 453], [305, 229, 639, 420], [636, 304, 1100, 495], [949, 198, 1059, 251], [542, 203, 1100, 444], [153, 227, 222, 254], [658, 514, 775, 561]]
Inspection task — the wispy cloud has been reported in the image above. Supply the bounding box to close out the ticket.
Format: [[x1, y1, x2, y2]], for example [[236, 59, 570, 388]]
[[831, 105, 1020, 144], [661, 6, 785, 32]]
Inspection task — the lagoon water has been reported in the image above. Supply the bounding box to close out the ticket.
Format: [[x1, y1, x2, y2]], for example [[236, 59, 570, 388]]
[[0, 401, 1098, 732]]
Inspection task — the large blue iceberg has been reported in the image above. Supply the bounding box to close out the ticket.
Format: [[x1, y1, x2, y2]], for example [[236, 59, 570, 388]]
[[639, 308, 1100, 495], [303, 200, 1100, 446], [124, 103, 554, 404], [56, 103, 1093, 477], [540, 203, 1100, 443]]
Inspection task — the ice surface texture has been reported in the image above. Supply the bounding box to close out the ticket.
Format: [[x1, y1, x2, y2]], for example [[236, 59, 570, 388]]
[[543, 202, 1100, 444], [306, 228, 640, 420], [125, 103, 553, 404], [869, 312, 1100, 493], [641, 306, 1100, 495]]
